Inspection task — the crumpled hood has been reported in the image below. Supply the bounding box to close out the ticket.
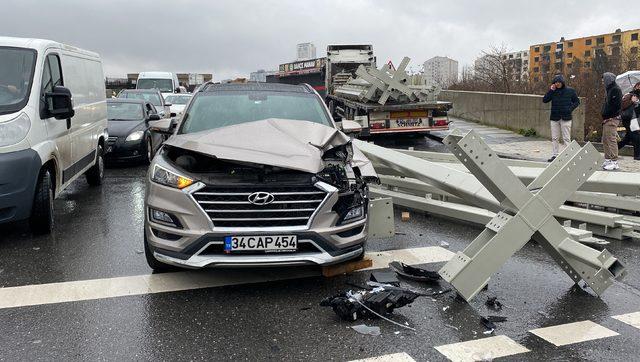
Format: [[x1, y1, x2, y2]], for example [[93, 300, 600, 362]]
[[164, 118, 377, 176]]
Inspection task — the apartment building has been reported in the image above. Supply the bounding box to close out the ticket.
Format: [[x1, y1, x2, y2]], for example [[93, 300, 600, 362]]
[[422, 56, 459, 88], [529, 28, 640, 81]]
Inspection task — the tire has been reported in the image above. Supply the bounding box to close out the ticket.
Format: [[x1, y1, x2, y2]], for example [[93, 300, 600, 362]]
[[144, 231, 173, 272], [85, 145, 105, 186], [30, 169, 54, 234], [143, 136, 153, 165]]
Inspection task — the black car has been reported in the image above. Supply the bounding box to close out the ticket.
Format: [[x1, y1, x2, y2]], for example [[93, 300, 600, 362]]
[[105, 99, 165, 164], [117, 89, 172, 118]]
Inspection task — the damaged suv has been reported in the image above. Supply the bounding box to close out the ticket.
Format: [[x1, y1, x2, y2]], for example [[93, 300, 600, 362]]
[[144, 83, 377, 270]]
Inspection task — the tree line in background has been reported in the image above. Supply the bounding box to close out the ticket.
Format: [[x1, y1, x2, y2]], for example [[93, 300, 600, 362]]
[[450, 45, 640, 140]]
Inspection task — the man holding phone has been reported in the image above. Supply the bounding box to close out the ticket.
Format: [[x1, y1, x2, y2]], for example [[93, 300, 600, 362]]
[[542, 74, 580, 162]]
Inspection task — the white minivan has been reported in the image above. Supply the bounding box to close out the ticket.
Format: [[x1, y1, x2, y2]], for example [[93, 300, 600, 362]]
[[136, 72, 182, 97], [0, 37, 108, 233]]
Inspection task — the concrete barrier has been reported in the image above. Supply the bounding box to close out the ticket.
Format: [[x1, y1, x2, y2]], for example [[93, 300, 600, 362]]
[[439, 90, 585, 141]]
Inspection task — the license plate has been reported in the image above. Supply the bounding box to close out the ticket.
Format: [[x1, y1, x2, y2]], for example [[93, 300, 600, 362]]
[[224, 235, 297, 253], [395, 119, 423, 127]]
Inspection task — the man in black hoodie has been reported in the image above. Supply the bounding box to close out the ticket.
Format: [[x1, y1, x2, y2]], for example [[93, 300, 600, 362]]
[[601, 72, 623, 170], [542, 74, 580, 161]]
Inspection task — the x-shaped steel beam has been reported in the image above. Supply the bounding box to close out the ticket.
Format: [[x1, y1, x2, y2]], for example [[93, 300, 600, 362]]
[[438, 130, 627, 301], [368, 57, 416, 105]]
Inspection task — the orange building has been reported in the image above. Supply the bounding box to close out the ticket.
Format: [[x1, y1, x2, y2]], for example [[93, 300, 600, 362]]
[[529, 28, 640, 82]]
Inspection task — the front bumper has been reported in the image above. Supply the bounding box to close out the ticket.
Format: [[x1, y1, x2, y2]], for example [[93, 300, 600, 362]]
[[105, 137, 145, 161], [145, 177, 368, 268], [0, 149, 42, 223]]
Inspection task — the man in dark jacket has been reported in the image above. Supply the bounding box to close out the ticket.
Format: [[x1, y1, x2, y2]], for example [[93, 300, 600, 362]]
[[542, 74, 580, 161], [601, 72, 623, 170]]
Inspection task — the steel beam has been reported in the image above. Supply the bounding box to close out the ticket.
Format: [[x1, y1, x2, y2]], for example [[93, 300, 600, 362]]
[[354, 131, 627, 301]]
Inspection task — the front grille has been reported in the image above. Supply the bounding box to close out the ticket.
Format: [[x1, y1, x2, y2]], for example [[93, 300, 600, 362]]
[[192, 185, 327, 228], [107, 136, 118, 145]]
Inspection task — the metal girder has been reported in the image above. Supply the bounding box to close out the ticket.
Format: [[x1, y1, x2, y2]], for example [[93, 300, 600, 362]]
[[437, 130, 626, 301], [370, 186, 607, 246], [368, 197, 395, 238], [353, 131, 627, 302]]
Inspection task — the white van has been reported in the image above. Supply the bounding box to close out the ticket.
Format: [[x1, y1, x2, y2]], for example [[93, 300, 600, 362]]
[[136, 72, 182, 97], [0, 37, 108, 233]]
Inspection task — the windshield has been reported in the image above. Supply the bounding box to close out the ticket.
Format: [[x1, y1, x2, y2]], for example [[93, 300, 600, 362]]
[[0, 47, 36, 115], [180, 91, 332, 134], [137, 78, 173, 92], [119, 91, 162, 106], [164, 95, 191, 105], [107, 102, 144, 121]]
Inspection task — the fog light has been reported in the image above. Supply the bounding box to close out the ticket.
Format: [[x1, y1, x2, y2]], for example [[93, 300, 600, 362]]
[[340, 205, 365, 225], [149, 208, 181, 228]]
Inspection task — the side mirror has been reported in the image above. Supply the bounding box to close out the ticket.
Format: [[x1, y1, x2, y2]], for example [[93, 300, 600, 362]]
[[340, 120, 362, 135], [148, 118, 178, 135], [148, 114, 161, 121], [45, 86, 75, 120]]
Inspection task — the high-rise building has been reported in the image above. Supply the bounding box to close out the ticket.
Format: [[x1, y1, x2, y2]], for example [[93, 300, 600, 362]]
[[529, 28, 640, 82], [422, 56, 459, 88], [296, 43, 317, 61]]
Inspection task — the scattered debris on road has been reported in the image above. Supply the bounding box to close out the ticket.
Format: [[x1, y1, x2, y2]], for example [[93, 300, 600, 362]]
[[370, 271, 400, 286], [351, 324, 381, 336], [485, 296, 503, 311], [388, 261, 441, 282], [320, 284, 420, 330], [439, 241, 450, 248]]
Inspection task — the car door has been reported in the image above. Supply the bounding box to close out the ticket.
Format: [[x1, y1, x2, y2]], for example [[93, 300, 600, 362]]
[[40, 53, 73, 183]]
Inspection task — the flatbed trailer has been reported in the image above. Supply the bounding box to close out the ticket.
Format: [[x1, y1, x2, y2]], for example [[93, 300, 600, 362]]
[[326, 94, 453, 137]]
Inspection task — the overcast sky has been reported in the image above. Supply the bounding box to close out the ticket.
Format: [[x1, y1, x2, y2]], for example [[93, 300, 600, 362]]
[[1, 0, 637, 80]]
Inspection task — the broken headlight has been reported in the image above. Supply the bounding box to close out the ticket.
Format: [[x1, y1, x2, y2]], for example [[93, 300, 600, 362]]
[[334, 191, 367, 225], [151, 165, 194, 189]]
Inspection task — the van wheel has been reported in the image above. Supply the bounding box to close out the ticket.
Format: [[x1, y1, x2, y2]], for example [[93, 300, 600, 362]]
[[144, 136, 153, 165], [30, 169, 54, 234], [144, 231, 173, 272], [86, 145, 105, 186]]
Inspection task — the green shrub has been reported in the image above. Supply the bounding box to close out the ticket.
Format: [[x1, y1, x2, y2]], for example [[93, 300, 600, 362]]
[[518, 128, 537, 137]]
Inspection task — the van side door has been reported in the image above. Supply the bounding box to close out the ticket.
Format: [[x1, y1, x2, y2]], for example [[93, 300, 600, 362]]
[[40, 53, 72, 184]]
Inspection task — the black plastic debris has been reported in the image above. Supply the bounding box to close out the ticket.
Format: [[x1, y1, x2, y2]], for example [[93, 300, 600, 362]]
[[320, 286, 421, 322], [486, 316, 507, 323], [485, 296, 503, 310], [480, 316, 496, 330], [369, 271, 400, 286], [388, 261, 441, 282]]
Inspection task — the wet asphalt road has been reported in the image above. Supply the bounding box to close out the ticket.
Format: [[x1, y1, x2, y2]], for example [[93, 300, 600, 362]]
[[1, 136, 640, 361]]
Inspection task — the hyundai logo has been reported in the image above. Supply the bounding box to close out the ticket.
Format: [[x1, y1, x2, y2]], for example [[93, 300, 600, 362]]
[[248, 191, 275, 205]]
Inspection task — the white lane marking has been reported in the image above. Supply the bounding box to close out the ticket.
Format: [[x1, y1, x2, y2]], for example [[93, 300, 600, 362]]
[[0, 246, 452, 310], [434, 335, 529, 362], [612, 311, 640, 330], [529, 320, 619, 346], [349, 352, 416, 362]]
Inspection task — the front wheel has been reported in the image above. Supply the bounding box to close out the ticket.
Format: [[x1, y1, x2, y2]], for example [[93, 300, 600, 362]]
[[143, 136, 154, 165], [30, 169, 54, 234], [85, 145, 105, 186], [144, 231, 174, 272]]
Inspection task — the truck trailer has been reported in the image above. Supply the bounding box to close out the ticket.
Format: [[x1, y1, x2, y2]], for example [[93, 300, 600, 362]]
[[324, 44, 452, 137]]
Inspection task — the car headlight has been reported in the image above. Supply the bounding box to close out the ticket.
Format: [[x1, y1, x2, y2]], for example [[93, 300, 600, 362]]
[[0, 112, 31, 147], [151, 165, 194, 189], [125, 131, 144, 142]]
